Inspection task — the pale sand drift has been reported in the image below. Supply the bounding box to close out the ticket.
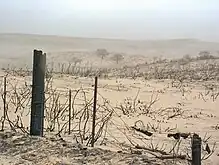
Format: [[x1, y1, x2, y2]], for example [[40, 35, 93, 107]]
[[0, 34, 219, 165]]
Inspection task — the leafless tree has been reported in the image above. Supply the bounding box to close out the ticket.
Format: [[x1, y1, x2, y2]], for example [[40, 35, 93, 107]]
[[111, 54, 124, 64], [96, 49, 109, 62]]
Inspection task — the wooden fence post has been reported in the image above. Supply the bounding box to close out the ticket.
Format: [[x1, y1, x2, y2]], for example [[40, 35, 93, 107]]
[[91, 76, 98, 147], [30, 50, 46, 136], [68, 89, 72, 135], [192, 134, 202, 165], [1, 76, 7, 131]]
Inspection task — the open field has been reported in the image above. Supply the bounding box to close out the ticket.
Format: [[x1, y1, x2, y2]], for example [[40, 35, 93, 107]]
[[0, 34, 219, 165], [1, 33, 219, 69]]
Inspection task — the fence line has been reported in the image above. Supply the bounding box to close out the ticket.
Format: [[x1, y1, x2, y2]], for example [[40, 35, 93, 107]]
[[0, 73, 206, 164], [1, 49, 216, 165]]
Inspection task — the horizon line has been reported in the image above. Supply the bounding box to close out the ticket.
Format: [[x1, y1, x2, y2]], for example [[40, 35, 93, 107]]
[[0, 32, 211, 43]]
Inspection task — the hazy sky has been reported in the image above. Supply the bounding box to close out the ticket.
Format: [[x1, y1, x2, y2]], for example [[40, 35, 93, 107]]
[[0, 0, 219, 41]]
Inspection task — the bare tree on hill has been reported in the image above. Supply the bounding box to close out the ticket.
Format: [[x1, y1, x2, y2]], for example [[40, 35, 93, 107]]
[[111, 54, 124, 64], [96, 49, 109, 63]]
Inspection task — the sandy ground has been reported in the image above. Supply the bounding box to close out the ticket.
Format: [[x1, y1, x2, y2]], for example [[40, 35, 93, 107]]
[[0, 131, 186, 165], [0, 73, 219, 164], [0, 34, 219, 165]]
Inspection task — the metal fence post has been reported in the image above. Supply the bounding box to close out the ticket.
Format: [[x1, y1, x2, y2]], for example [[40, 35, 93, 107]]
[[68, 89, 72, 135], [30, 49, 46, 136], [91, 76, 98, 147], [192, 134, 202, 165]]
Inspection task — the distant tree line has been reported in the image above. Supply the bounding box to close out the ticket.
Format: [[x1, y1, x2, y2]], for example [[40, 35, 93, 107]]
[[96, 48, 124, 64]]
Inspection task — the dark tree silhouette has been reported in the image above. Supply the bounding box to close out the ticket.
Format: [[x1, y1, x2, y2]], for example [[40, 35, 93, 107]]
[[111, 54, 124, 64], [197, 51, 215, 60], [96, 49, 109, 62]]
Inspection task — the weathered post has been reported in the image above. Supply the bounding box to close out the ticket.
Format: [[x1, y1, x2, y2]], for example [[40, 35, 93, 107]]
[[1, 76, 7, 131], [30, 50, 46, 136], [68, 89, 72, 135], [192, 134, 202, 165], [91, 76, 98, 147]]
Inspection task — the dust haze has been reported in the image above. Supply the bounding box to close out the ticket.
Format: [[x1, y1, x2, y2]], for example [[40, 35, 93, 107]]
[[1, 0, 219, 41], [1, 1, 219, 165]]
